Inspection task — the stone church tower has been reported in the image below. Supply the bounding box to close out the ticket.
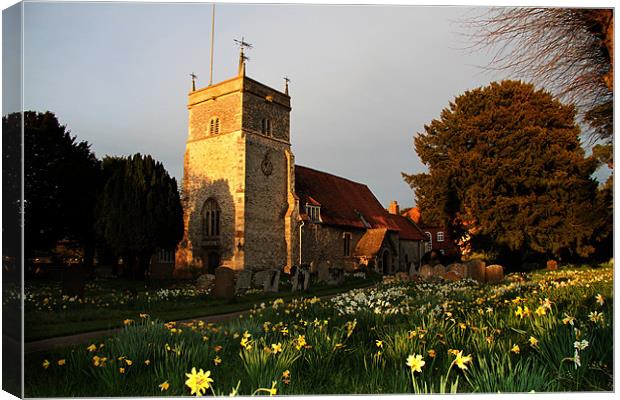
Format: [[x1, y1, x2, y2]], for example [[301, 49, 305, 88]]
[[175, 52, 298, 276]]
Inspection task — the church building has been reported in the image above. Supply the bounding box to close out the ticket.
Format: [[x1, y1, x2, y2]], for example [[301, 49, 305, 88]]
[[174, 48, 426, 278]]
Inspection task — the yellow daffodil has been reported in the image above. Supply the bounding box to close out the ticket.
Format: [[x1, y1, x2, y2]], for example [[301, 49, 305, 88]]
[[453, 350, 473, 370], [123, 319, 134, 325], [159, 381, 170, 391], [529, 336, 539, 347], [185, 367, 214, 396], [87, 344, 97, 352], [124, 359, 132, 366], [214, 345, 223, 353], [375, 340, 383, 349], [42, 359, 50, 369], [282, 369, 291, 384], [589, 311, 604, 324], [406, 354, 425, 373], [562, 314, 575, 326], [510, 344, 520, 354], [57, 359, 66, 366], [139, 313, 149, 319], [459, 322, 467, 330], [119, 367, 125, 374], [295, 335, 307, 350], [535, 306, 547, 316], [271, 343, 283, 354], [427, 349, 436, 358], [213, 356, 222, 366], [144, 360, 151, 366], [596, 294, 605, 306]]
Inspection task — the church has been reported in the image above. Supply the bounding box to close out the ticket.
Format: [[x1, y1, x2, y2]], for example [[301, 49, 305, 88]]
[[173, 48, 426, 279]]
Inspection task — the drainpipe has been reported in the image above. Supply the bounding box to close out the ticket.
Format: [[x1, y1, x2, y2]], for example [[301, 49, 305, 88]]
[[299, 221, 305, 266]]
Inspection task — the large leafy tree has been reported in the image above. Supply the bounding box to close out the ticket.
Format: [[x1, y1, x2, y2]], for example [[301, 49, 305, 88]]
[[403, 80, 603, 265], [96, 154, 183, 279], [2, 111, 101, 263]]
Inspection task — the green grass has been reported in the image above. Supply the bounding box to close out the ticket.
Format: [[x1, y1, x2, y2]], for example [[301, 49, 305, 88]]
[[24, 277, 377, 341], [24, 263, 613, 396]]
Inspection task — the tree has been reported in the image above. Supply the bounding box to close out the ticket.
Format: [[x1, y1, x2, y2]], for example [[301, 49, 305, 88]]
[[2, 111, 101, 264], [96, 154, 183, 279], [468, 8, 613, 142], [403, 80, 602, 265]]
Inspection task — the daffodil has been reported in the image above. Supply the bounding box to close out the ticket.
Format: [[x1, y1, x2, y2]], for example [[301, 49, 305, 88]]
[[213, 356, 222, 366], [144, 360, 151, 366], [57, 359, 66, 366], [375, 340, 383, 349], [87, 344, 97, 352], [123, 319, 134, 325], [589, 311, 604, 324], [119, 367, 125, 374], [528, 336, 539, 347], [535, 306, 546, 316], [595, 294, 604, 306], [453, 350, 473, 370], [406, 354, 425, 373], [42, 359, 50, 369], [510, 344, 520, 354], [562, 313, 576, 326], [185, 367, 214, 396], [125, 359, 133, 366], [159, 381, 170, 391], [271, 343, 282, 354], [295, 335, 307, 350]]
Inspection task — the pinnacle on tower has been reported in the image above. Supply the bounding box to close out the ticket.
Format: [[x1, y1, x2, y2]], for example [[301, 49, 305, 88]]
[[234, 36, 252, 77]]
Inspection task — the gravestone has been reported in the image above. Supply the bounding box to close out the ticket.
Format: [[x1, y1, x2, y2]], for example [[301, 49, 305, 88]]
[[546, 260, 558, 271], [290, 265, 300, 291], [433, 264, 446, 279], [395, 271, 410, 282], [214, 266, 235, 299], [419, 264, 433, 280], [408, 263, 419, 277], [485, 265, 504, 283], [317, 262, 330, 283], [235, 270, 253, 293], [444, 270, 462, 282], [328, 266, 345, 285], [467, 259, 486, 282], [300, 269, 311, 291], [196, 273, 215, 290], [253, 270, 271, 288], [263, 269, 280, 292], [447, 263, 465, 277]]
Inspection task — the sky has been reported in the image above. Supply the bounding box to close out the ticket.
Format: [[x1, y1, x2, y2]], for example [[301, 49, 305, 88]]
[[3, 0, 612, 209]]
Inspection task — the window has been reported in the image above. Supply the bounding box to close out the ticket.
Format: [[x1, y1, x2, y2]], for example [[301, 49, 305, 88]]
[[203, 198, 221, 237], [437, 231, 444, 242], [209, 117, 220, 135], [307, 205, 321, 223], [261, 118, 272, 136], [425, 231, 432, 252], [343, 232, 352, 257]]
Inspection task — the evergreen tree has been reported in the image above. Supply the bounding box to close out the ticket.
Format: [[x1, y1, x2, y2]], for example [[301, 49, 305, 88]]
[[96, 154, 183, 278], [2, 111, 101, 264], [403, 81, 603, 265]]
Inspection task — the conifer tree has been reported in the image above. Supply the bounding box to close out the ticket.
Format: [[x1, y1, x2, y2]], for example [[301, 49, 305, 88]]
[[96, 154, 183, 278], [403, 80, 602, 264]]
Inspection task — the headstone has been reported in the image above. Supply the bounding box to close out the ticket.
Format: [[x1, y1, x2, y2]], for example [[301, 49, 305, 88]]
[[301, 269, 311, 291], [317, 262, 330, 283], [235, 270, 253, 293], [444, 270, 462, 282], [485, 265, 504, 283], [61, 265, 86, 299], [546, 260, 558, 271], [253, 270, 271, 288], [408, 263, 419, 277], [290, 265, 301, 292], [263, 269, 280, 292], [467, 259, 486, 282], [214, 266, 235, 299], [328, 267, 345, 285], [419, 264, 433, 280], [396, 272, 410, 282], [196, 273, 215, 290], [433, 264, 446, 279], [447, 263, 465, 277]]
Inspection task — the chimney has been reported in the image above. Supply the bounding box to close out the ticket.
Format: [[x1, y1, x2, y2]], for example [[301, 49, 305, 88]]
[[388, 200, 399, 215]]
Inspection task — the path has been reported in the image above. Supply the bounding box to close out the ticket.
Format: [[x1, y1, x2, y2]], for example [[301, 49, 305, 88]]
[[24, 290, 353, 354]]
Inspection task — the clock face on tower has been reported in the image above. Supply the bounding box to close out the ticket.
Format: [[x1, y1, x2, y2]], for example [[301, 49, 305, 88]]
[[261, 151, 273, 176]]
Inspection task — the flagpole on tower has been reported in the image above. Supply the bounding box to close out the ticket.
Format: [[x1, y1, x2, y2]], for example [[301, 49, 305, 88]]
[[209, 3, 215, 86]]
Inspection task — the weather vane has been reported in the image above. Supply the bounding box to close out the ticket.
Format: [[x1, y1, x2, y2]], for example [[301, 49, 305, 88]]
[[235, 36, 252, 75], [190, 72, 197, 91]]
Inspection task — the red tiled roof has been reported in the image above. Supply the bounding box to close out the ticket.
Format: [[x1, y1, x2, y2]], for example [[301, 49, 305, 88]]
[[387, 214, 426, 241], [354, 228, 387, 257], [295, 165, 400, 231], [402, 207, 421, 224]]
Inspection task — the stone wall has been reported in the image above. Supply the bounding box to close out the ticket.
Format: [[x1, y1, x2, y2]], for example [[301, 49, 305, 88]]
[[243, 78, 291, 142], [398, 239, 422, 273], [301, 224, 364, 271]]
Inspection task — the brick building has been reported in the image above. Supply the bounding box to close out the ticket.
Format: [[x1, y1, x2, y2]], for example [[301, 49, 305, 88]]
[[174, 50, 425, 277], [401, 207, 460, 258]]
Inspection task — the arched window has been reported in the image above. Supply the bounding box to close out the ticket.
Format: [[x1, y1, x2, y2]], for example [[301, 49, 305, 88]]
[[203, 198, 221, 237], [343, 232, 352, 257], [209, 117, 220, 135], [261, 118, 272, 136], [425, 231, 432, 253]]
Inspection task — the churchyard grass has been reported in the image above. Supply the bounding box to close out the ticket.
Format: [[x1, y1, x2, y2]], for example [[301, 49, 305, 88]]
[[25, 262, 613, 396], [17, 274, 378, 341]]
